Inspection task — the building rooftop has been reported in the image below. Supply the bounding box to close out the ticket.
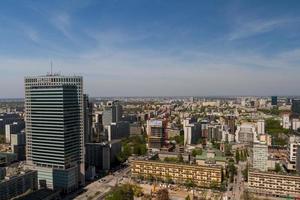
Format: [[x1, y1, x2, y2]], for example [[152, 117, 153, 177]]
[[195, 149, 227, 162]]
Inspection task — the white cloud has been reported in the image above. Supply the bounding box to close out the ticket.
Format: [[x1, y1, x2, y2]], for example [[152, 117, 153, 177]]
[[50, 12, 73, 40], [228, 18, 298, 40]]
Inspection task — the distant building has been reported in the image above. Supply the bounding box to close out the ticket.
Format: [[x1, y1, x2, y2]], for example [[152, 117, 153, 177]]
[[0, 152, 17, 166], [85, 140, 121, 179], [183, 118, 201, 146], [84, 94, 93, 143], [221, 127, 235, 143], [292, 118, 300, 131], [85, 143, 111, 172], [296, 147, 300, 173], [10, 131, 26, 161], [5, 122, 24, 143], [292, 99, 300, 117], [282, 113, 290, 129], [129, 123, 142, 136], [102, 101, 123, 126], [207, 124, 222, 142], [271, 96, 278, 106], [252, 142, 268, 172], [286, 135, 300, 171], [0, 113, 23, 133], [256, 119, 265, 135], [0, 170, 38, 200], [258, 134, 272, 146], [105, 121, 130, 141], [224, 115, 236, 135], [235, 123, 257, 144], [147, 119, 166, 150]]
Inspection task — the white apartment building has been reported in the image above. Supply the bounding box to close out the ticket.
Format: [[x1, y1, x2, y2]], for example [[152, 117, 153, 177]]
[[286, 135, 300, 171], [256, 119, 265, 135], [252, 142, 268, 172], [288, 135, 300, 162], [282, 113, 290, 129], [235, 123, 258, 144], [292, 118, 300, 131]]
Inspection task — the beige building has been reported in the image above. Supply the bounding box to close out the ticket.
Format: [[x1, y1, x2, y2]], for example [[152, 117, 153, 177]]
[[248, 170, 300, 198], [131, 160, 222, 188]]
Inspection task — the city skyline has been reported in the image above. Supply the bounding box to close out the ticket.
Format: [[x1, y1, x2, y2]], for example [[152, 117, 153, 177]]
[[1, 0, 300, 97]]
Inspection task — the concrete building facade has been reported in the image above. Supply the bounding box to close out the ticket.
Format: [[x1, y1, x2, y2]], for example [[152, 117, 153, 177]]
[[131, 160, 222, 188]]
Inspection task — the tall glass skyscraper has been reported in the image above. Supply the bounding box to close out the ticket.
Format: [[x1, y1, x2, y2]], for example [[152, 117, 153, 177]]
[[24, 75, 85, 192]]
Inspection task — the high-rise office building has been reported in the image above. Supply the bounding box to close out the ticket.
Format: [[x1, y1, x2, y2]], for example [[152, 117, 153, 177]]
[[224, 115, 236, 135], [105, 121, 130, 141], [84, 94, 93, 143], [271, 96, 278, 106], [146, 119, 166, 150], [24, 75, 85, 192], [10, 131, 26, 161], [102, 100, 123, 126], [183, 118, 201, 146]]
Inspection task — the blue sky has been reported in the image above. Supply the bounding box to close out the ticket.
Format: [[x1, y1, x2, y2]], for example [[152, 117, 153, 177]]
[[1, 0, 300, 97]]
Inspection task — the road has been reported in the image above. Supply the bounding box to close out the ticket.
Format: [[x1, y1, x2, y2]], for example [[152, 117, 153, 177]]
[[63, 166, 131, 200], [225, 161, 246, 200]]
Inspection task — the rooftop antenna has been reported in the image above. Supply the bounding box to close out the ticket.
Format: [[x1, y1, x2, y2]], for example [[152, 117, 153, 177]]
[[50, 61, 53, 75]]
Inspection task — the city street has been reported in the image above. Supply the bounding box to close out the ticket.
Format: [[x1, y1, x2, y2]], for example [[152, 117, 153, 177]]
[[226, 161, 246, 200], [63, 166, 131, 200]]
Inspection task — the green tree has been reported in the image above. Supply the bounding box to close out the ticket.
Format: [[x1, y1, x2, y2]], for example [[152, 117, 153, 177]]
[[105, 184, 134, 200], [192, 149, 202, 157], [185, 195, 191, 200], [132, 184, 143, 197], [235, 150, 240, 164], [184, 179, 196, 189], [170, 135, 184, 145], [210, 180, 219, 189], [224, 143, 232, 156], [156, 188, 169, 200], [178, 154, 184, 163], [241, 189, 257, 200], [227, 162, 237, 183], [275, 163, 282, 173], [242, 164, 249, 182], [165, 175, 173, 184], [220, 180, 227, 192]]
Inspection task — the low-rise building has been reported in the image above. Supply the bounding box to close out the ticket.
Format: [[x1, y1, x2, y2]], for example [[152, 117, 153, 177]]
[[195, 149, 227, 168], [158, 151, 190, 163], [130, 123, 142, 136], [131, 160, 222, 188], [248, 170, 300, 198]]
